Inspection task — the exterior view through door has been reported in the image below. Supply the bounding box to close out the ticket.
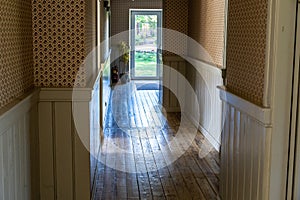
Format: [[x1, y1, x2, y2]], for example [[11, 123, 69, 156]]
[[130, 10, 162, 80]]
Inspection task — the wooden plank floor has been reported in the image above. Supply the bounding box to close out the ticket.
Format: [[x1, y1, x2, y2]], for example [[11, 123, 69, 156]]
[[93, 83, 220, 200]]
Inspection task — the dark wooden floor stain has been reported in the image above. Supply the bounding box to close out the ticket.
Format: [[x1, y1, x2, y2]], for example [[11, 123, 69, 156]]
[[93, 83, 220, 200]]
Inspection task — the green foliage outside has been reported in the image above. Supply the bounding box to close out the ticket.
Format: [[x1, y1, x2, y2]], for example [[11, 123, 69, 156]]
[[135, 15, 157, 30], [135, 15, 157, 46], [134, 51, 157, 77]]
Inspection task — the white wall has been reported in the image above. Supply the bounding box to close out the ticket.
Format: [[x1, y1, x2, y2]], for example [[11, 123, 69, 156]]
[[184, 58, 223, 150], [0, 90, 39, 200], [162, 55, 186, 112], [219, 87, 272, 200], [38, 74, 101, 200]]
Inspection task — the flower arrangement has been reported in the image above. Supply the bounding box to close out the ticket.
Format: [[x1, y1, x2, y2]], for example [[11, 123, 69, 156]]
[[119, 41, 130, 64]]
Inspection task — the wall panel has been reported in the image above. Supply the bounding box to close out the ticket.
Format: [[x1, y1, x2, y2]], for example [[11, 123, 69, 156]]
[[54, 103, 73, 199], [38, 102, 55, 200], [184, 58, 223, 150], [38, 75, 101, 200], [219, 87, 271, 200], [0, 90, 39, 200], [162, 56, 186, 112]]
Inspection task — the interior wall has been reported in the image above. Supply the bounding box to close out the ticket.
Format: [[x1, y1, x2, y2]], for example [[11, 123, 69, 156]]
[[226, 0, 268, 106], [163, 0, 189, 55], [0, 0, 34, 110], [86, 0, 97, 56], [188, 0, 225, 67], [161, 0, 189, 112], [32, 0, 97, 88], [0, 91, 40, 200], [182, 0, 224, 150]]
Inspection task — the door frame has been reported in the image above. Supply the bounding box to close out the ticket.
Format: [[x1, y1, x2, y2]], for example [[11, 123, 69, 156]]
[[287, 2, 300, 199], [129, 9, 163, 80], [267, 0, 298, 199]]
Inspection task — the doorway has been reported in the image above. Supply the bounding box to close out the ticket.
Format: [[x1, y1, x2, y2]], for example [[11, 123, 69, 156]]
[[130, 10, 162, 80], [287, 2, 300, 199]]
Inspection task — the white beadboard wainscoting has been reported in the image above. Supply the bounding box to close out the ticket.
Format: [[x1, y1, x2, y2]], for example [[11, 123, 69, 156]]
[[218, 87, 272, 200], [184, 57, 223, 151], [0, 89, 39, 200], [163, 55, 186, 112], [38, 74, 101, 200]]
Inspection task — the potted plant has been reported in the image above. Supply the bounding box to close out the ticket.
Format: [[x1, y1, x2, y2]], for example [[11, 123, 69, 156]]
[[118, 41, 130, 82], [119, 41, 129, 64]]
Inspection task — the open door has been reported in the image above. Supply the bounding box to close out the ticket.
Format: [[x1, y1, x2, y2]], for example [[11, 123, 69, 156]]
[[130, 10, 162, 80]]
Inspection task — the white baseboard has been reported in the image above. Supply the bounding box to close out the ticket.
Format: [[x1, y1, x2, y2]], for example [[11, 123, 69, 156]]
[[183, 112, 220, 152]]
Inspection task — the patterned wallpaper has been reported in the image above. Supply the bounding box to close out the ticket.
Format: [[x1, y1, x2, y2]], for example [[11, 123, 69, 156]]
[[32, 0, 87, 87], [85, 0, 97, 82], [86, 0, 97, 57], [226, 0, 268, 105], [188, 0, 225, 67], [0, 0, 34, 109], [163, 0, 189, 56]]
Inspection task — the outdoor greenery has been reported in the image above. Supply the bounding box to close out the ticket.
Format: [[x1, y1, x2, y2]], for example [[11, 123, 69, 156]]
[[135, 51, 157, 77], [133, 15, 158, 77], [136, 15, 157, 31], [135, 15, 157, 46]]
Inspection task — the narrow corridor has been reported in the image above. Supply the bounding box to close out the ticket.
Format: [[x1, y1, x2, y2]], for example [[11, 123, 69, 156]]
[[93, 83, 220, 199]]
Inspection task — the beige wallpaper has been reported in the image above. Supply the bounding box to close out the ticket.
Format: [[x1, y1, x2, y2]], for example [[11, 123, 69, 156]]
[[0, 0, 34, 110], [188, 0, 225, 67], [164, 0, 189, 35], [163, 0, 189, 56], [86, 0, 97, 57], [32, 0, 88, 87], [226, 0, 268, 105]]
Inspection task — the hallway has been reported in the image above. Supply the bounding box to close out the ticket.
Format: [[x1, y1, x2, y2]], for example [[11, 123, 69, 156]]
[[93, 83, 220, 199]]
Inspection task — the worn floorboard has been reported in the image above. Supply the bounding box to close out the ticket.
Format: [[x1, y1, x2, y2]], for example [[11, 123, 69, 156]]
[[93, 82, 220, 200]]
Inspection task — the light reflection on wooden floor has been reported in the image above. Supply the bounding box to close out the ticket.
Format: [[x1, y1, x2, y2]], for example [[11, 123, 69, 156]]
[[93, 83, 220, 200]]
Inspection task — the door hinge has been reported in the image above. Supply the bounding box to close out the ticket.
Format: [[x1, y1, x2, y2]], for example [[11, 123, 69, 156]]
[[221, 68, 227, 85]]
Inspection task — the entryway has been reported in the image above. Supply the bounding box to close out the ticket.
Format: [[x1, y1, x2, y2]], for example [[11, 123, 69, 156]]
[[130, 10, 162, 80]]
